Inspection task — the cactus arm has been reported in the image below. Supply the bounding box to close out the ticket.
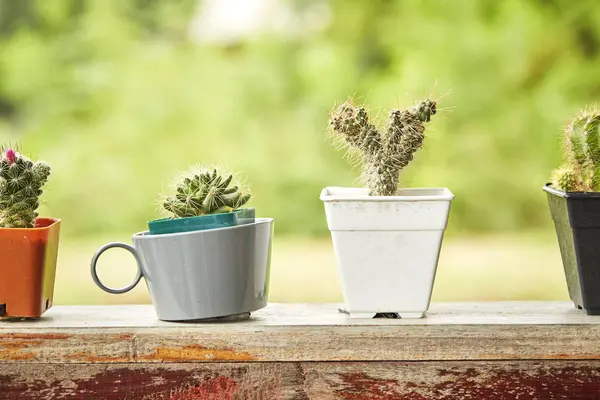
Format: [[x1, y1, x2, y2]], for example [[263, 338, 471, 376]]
[[223, 186, 238, 195], [329, 101, 382, 157], [565, 118, 587, 170], [220, 192, 241, 208], [220, 190, 251, 209], [201, 187, 219, 214], [385, 100, 436, 170], [217, 174, 233, 189], [233, 191, 251, 209], [585, 116, 600, 163], [585, 115, 600, 191]]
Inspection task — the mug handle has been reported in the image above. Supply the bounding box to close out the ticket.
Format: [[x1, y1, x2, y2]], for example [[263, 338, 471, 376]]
[[90, 242, 144, 294]]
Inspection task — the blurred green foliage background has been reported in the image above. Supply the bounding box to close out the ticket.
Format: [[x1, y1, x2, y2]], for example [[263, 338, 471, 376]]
[[1, 0, 599, 304]]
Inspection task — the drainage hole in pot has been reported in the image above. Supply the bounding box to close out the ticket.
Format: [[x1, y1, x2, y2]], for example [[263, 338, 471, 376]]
[[0, 304, 5, 317], [374, 313, 400, 319]]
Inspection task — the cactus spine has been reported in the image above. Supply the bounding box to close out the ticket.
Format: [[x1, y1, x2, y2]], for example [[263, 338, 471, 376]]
[[329, 98, 437, 196], [0, 148, 51, 228], [551, 108, 600, 192], [163, 167, 251, 218]]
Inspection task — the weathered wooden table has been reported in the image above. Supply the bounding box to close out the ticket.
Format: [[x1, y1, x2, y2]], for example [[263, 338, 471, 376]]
[[1, 302, 600, 399]]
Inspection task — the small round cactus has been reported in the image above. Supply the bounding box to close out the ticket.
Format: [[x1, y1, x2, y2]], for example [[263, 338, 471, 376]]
[[551, 166, 578, 192], [551, 107, 600, 192], [0, 147, 51, 228], [163, 167, 251, 218], [329, 97, 437, 196]]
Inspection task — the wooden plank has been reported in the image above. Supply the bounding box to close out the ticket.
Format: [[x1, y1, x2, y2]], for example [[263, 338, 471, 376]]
[[2, 302, 596, 328], [2, 361, 600, 399], [2, 302, 600, 363]]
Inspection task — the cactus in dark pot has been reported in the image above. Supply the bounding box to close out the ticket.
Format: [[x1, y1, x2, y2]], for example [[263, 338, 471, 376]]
[[329, 98, 437, 196], [551, 108, 600, 192], [0, 147, 51, 228], [163, 167, 251, 219]]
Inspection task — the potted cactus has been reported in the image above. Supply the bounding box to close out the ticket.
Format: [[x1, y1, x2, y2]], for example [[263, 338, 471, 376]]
[[91, 166, 273, 322], [148, 167, 254, 235], [320, 97, 454, 319], [544, 107, 600, 315], [0, 147, 60, 320]]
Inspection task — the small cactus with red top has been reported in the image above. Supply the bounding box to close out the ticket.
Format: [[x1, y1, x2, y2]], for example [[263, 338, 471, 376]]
[[0, 147, 51, 228]]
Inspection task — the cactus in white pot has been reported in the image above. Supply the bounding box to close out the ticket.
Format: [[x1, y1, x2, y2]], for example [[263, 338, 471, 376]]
[[329, 98, 437, 196], [321, 96, 454, 319]]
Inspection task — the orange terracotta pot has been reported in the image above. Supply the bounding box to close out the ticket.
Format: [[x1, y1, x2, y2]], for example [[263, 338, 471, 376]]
[[0, 218, 61, 319]]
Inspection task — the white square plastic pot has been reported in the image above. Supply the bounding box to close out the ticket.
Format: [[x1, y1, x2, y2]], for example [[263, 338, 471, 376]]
[[320, 187, 454, 319]]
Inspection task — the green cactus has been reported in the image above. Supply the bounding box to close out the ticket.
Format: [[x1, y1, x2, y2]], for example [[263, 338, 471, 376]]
[[551, 108, 600, 192], [163, 167, 251, 218], [551, 166, 578, 192], [329, 98, 437, 196], [0, 147, 51, 228]]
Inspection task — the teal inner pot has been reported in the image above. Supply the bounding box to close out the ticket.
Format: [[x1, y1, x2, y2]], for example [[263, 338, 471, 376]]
[[147, 208, 256, 235]]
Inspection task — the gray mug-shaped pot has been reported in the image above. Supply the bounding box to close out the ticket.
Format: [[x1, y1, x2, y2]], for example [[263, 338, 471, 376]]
[[91, 218, 274, 321]]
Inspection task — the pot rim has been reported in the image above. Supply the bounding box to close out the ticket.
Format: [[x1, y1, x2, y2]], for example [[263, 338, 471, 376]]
[[320, 186, 454, 202], [543, 182, 600, 199], [0, 217, 61, 232], [133, 217, 273, 239], [148, 207, 255, 225]]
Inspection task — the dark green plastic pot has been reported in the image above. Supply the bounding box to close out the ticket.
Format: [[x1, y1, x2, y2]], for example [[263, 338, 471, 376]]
[[544, 184, 600, 315], [147, 208, 255, 235]]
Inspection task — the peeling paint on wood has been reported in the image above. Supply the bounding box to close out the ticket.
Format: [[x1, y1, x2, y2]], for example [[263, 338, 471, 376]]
[[138, 344, 256, 362], [168, 376, 239, 400], [0, 332, 133, 363], [0, 333, 72, 340], [0, 364, 288, 399], [63, 352, 131, 363], [311, 362, 600, 400], [329, 364, 600, 399], [2, 362, 600, 399]]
